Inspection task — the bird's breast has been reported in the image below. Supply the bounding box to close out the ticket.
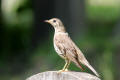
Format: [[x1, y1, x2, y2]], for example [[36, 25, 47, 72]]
[[53, 34, 67, 59], [54, 42, 62, 55], [53, 42, 66, 59]]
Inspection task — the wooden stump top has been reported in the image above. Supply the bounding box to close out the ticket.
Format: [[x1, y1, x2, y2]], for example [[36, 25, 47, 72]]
[[26, 71, 101, 80]]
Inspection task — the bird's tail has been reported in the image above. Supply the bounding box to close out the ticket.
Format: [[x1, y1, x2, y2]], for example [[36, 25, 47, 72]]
[[77, 50, 99, 77], [83, 61, 99, 77]]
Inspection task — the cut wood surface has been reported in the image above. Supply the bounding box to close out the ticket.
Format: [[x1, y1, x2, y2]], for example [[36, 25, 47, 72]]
[[26, 71, 101, 80]]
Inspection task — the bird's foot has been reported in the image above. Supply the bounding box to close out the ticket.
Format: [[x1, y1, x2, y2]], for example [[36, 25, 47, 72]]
[[64, 69, 68, 71], [57, 69, 68, 73]]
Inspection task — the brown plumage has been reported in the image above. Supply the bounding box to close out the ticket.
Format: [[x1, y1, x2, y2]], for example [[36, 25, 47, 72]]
[[45, 18, 99, 77]]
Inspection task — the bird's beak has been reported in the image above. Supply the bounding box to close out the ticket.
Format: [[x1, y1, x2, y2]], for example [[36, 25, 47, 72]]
[[44, 20, 50, 23]]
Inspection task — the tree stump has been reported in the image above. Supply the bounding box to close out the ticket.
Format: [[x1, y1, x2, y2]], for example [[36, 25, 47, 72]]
[[26, 71, 101, 80]]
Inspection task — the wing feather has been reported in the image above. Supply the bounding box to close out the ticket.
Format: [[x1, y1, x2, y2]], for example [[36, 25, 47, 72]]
[[54, 33, 77, 59]]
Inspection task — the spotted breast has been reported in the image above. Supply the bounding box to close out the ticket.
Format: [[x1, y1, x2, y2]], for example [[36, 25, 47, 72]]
[[53, 32, 69, 59]]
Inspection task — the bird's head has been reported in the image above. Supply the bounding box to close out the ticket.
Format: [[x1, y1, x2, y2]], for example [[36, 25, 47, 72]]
[[45, 18, 66, 32], [45, 18, 63, 28]]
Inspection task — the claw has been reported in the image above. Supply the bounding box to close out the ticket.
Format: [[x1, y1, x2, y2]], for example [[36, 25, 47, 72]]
[[57, 69, 69, 74], [57, 70, 64, 73], [65, 69, 68, 71]]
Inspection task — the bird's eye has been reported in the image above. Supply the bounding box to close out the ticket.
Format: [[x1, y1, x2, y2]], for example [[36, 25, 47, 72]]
[[53, 20, 56, 23]]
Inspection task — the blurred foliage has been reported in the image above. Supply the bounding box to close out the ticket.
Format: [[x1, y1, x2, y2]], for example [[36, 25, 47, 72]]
[[0, 0, 33, 79], [85, 1, 120, 80], [0, 0, 120, 80], [87, 6, 120, 23]]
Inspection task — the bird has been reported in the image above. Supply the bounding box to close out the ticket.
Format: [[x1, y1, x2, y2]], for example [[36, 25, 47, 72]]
[[45, 18, 99, 77]]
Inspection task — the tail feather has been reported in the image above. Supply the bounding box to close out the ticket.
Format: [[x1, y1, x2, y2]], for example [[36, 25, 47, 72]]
[[75, 59, 85, 71], [75, 48, 99, 77], [84, 62, 99, 77], [76, 57, 99, 77]]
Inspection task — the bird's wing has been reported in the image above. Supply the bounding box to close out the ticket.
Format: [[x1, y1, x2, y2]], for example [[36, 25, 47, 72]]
[[54, 33, 77, 58], [54, 33, 84, 70]]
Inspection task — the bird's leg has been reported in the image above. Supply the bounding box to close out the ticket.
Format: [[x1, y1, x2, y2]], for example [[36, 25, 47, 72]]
[[63, 59, 70, 71], [58, 58, 70, 73]]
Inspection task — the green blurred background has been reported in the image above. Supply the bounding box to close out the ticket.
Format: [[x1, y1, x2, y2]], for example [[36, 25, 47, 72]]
[[0, 0, 120, 80]]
